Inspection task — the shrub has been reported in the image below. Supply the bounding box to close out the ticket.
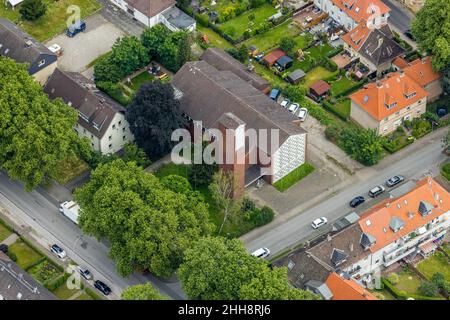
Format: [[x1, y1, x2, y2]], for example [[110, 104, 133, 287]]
[[326, 45, 344, 58], [323, 59, 338, 72], [441, 163, 450, 181], [188, 163, 218, 188], [248, 206, 275, 227], [241, 198, 256, 213], [432, 272, 446, 288], [0, 244, 7, 254], [419, 281, 439, 297], [7, 252, 17, 262], [44, 273, 71, 292], [322, 100, 348, 121], [372, 292, 385, 300], [19, 0, 47, 21], [325, 124, 342, 142], [387, 272, 399, 285], [412, 120, 431, 138]]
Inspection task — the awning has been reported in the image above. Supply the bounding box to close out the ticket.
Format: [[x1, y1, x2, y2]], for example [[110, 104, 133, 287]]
[[419, 241, 437, 255]]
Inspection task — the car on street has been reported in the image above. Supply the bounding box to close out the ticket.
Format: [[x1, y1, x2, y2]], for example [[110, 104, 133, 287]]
[[350, 196, 365, 208], [288, 103, 300, 113], [94, 280, 111, 296], [66, 20, 86, 37], [311, 217, 328, 229], [404, 29, 415, 41], [386, 175, 405, 188], [251, 247, 270, 259], [297, 108, 308, 121], [50, 244, 66, 259], [269, 88, 280, 101], [78, 266, 93, 280], [368, 185, 386, 198], [280, 98, 290, 108]]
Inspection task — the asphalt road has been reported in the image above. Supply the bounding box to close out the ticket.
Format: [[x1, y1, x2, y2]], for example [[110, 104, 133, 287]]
[[382, 0, 414, 32], [245, 129, 447, 256], [0, 172, 185, 300]]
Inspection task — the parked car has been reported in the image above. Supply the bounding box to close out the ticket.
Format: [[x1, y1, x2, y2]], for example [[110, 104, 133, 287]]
[[386, 175, 405, 188], [251, 247, 270, 258], [404, 29, 415, 41], [254, 53, 264, 62], [78, 266, 92, 280], [47, 44, 63, 56], [94, 280, 111, 296], [350, 196, 365, 208], [50, 244, 66, 259], [368, 185, 386, 198], [280, 98, 290, 108], [288, 103, 300, 113], [66, 20, 86, 37], [269, 88, 280, 101], [311, 217, 328, 229], [297, 108, 308, 121]]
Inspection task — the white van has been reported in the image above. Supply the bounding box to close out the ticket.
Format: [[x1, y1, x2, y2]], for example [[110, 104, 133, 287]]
[[251, 247, 270, 258]]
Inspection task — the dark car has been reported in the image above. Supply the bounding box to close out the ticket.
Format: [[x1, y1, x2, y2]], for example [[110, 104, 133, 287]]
[[350, 196, 365, 208], [386, 175, 405, 187], [94, 280, 111, 296], [404, 29, 415, 41], [269, 88, 280, 101], [66, 20, 86, 37]]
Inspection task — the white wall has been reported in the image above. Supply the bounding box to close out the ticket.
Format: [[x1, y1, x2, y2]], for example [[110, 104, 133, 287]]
[[271, 133, 306, 183]]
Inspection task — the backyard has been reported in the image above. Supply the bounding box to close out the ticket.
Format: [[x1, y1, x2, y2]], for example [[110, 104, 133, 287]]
[[0, 0, 101, 41], [303, 66, 336, 87], [197, 25, 233, 49], [8, 239, 43, 270], [417, 250, 450, 282], [218, 4, 277, 41], [0, 221, 12, 242]]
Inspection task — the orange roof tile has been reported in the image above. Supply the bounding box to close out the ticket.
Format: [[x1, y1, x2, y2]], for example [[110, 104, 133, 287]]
[[342, 23, 371, 50], [331, 0, 390, 23], [263, 49, 286, 65], [359, 177, 450, 253], [393, 57, 409, 69], [325, 272, 378, 300], [350, 71, 428, 121], [403, 57, 442, 87]]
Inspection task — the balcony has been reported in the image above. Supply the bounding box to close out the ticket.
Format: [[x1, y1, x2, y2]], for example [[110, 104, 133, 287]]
[[383, 246, 417, 267]]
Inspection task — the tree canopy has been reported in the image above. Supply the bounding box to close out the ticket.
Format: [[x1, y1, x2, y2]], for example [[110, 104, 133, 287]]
[[0, 57, 79, 190], [74, 159, 213, 277], [338, 127, 384, 166], [411, 0, 450, 71], [121, 283, 167, 300], [126, 81, 186, 159], [19, 0, 47, 21], [178, 236, 320, 300]]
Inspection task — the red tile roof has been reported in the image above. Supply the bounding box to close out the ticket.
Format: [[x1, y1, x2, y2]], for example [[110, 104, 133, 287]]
[[342, 23, 371, 51], [359, 177, 450, 253], [403, 57, 442, 87], [331, 0, 390, 23], [263, 49, 286, 65], [350, 71, 428, 121], [309, 80, 331, 96], [326, 272, 378, 300]]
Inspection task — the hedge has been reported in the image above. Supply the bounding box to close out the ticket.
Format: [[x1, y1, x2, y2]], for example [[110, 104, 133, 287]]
[[0, 217, 14, 233], [86, 287, 103, 300], [326, 45, 343, 58], [322, 100, 348, 121], [441, 163, 450, 181], [273, 163, 315, 191], [333, 79, 367, 99], [44, 273, 71, 292], [383, 138, 414, 154], [382, 278, 444, 300]]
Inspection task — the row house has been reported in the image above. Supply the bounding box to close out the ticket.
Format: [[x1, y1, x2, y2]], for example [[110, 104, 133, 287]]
[[313, 0, 390, 31], [349, 70, 428, 135]]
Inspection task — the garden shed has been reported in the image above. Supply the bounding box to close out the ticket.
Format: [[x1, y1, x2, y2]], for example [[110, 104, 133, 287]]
[[263, 49, 286, 66], [287, 69, 306, 84], [309, 80, 330, 100], [275, 55, 294, 71]]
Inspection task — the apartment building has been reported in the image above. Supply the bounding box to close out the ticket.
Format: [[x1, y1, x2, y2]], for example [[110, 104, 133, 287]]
[[350, 71, 428, 135], [44, 69, 134, 154]]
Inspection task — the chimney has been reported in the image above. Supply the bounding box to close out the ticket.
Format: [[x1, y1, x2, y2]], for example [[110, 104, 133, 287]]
[[376, 81, 382, 88], [349, 243, 354, 252], [399, 70, 404, 77]]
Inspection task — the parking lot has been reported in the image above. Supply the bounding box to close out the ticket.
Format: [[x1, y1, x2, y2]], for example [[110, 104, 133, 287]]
[[45, 14, 125, 73]]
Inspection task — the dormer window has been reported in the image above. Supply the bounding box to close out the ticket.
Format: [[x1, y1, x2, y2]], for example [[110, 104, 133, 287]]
[[38, 59, 45, 67], [385, 102, 397, 109], [404, 92, 416, 99]]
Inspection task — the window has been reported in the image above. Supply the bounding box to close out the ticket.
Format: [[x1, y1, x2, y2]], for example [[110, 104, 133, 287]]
[[109, 144, 112, 149], [74, 129, 78, 134], [91, 143, 94, 147], [112, 124, 116, 130], [108, 135, 112, 141], [375, 259, 380, 264], [404, 92, 416, 99], [384, 116, 389, 121], [118, 121, 122, 126], [38, 59, 45, 67], [123, 135, 126, 141], [385, 102, 397, 109], [395, 111, 400, 116], [83, 129, 86, 134], [91, 134, 93, 139], [123, 127, 127, 132], [407, 106, 411, 110], [383, 126, 388, 132]]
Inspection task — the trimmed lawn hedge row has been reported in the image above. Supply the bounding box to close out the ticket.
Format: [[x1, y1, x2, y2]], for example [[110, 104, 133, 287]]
[[273, 163, 315, 192], [322, 99, 350, 121], [382, 278, 444, 300]]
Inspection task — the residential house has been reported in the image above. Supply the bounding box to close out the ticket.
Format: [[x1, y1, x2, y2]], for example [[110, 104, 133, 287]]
[[325, 272, 377, 300], [394, 57, 443, 102], [172, 61, 307, 198], [350, 71, 428, 135], [313, 0, 390, 31], [44, 69, 134, 154], [341, 22, 405, 75], [276, 177, 450, 296], [0, 251, 56, 300], [0, 18, 57, 85], [110, 0, 196, 31], [200, 47, 270, 93]]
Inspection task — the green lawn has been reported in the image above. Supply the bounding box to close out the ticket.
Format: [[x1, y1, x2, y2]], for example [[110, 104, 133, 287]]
[[253, 62, 286, 88], [76, 292, 94, 300], [303, 66, 336, 87], [330, 76, 359, 97], [1, 0, 102, 41], [327, 98, 351, 120], [442, 244, 450, 256], [0, 223, 12, 242], [55, 155, 89, 185], [52, 284, 83, 300], [218, 4, 277, 41], [197, 25, 234, 49], [394, 268, 422, 295], [370, 288, 396, 300], [289, 43, 335, 73], [127, 72, 155, 91], [417, 251, 450, 282], [243, 20, 301, 52], [273, 163, 315, 192], [8, 239, 43, 270], [27, 260, 62, 284]]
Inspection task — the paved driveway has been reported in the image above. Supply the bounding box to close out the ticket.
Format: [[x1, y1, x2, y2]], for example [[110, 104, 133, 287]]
[[45, 14, 125, 72]]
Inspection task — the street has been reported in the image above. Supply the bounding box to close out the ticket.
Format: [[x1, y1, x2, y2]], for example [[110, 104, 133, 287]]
[[0, 172, 185, 300], [244, 128, 447, 256], [382, 0, 414, 32]]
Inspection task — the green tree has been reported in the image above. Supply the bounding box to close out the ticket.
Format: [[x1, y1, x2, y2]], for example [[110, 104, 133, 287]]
[[411, 0, 450, 71], [418, 281, 439, 297], [110, 36, 150, 77], [19, 0, 47, 21], [74, 160, 213, 277], [282, 85, 307, 102], [122, 143, 151, 168], [210, 170, 236, 235], [121, 283, 167, 300], [0, 57, 79, 190], [431, 272, 445, 288], [177, 32, 192, 70], [338, 127, 384, 166], [179, 237, 320, 300], [442, 127, 450, 153], [161, 175, 192, 194], [141, 25, 171, 57], [279, 37, 296, 56]]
